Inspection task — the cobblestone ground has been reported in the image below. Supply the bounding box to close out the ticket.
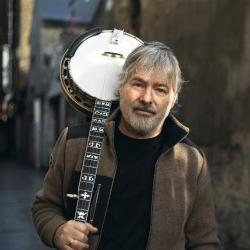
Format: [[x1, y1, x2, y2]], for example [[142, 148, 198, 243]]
[[0, 159, 51, 250]]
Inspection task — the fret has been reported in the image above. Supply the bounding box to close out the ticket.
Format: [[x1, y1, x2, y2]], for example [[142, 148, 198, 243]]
[[79, 179, 94, 190], [86, 147, 101, 155], [93, 110, 109, 118], [84, 159, 98, 165], [91, 123, 106, 130], [83, 162, 98, 169], [81, 173, 95, 186], [75, 208, 88, 221], [89, 131, 105, 138], [74, 99, 112, 224], [95, 104, 110, 110], [92, 118, 106, 124], [87, 141, 102, 149], [79, 190, 92, 201], [89, 135, 103, 143], [88, 135, 103, 142], [79, 184, 94, 194], [77, 201, 90, 210], [85, 153, 99, 161], [83, 163, 97, 169], [82, 166, 97, 175], [90, 125, 105, 133], [95, 100, 111, 107]]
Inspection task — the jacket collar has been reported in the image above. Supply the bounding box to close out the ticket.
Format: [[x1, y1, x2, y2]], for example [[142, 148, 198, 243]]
[[161, 113, 189, 149], [104, 108, 189, 150]]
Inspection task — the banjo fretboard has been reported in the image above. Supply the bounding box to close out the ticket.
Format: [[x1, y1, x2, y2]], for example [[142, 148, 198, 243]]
[[74, 99, 112, 223]]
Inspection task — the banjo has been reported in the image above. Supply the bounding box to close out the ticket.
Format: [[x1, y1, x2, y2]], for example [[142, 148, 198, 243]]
[[60, 28, 143, 223]]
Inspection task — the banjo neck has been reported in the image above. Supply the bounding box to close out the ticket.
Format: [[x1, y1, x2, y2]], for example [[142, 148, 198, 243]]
[[74, 99, 112, 223]]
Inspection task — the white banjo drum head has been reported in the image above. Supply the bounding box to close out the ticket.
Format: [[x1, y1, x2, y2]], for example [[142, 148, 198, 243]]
[[60, 28, 143, 114], [69, 30, 142, 101]]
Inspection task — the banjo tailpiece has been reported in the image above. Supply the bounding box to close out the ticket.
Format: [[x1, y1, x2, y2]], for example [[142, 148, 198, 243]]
[[60, 28, 143, 224]]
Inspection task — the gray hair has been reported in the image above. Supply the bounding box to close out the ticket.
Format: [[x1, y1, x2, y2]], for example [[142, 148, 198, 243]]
[[119, 41, 184, 97]]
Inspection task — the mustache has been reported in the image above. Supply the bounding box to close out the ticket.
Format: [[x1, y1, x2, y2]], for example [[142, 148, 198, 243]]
[[132, 103, 156, 114]]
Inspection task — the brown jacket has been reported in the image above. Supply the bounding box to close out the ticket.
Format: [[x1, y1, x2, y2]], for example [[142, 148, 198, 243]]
[[32, 112, 221, 249]]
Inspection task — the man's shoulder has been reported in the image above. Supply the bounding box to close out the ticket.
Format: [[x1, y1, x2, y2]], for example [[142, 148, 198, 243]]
[[180, 137, 203, 156], [172, 137, 206, 176], [176, 137, 205, 165], [66, 124, 90, 140]]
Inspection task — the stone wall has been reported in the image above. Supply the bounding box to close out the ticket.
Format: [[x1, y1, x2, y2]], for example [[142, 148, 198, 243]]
[[114, 1, 250, 249]]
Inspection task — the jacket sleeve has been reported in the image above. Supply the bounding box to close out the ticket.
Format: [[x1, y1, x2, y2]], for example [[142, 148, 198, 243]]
[[185, 153, 221, 249], [32, 127, 68, 247]]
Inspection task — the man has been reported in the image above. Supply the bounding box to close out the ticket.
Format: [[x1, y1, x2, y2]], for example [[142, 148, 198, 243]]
[[32, 42, 220, 250]]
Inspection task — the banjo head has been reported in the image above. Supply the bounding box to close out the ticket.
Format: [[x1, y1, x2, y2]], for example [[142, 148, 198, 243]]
[[60, 28, 143, 114]]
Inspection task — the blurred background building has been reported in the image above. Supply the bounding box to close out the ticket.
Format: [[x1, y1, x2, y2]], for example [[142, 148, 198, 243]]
[[0, 0, 249, 249], [0, 0, 114, 166]]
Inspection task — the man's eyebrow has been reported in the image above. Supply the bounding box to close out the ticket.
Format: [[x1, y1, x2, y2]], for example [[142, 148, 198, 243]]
[[131, 76, 146, 83], [155, 83, 169, 88], [131, 76, 168, 87]]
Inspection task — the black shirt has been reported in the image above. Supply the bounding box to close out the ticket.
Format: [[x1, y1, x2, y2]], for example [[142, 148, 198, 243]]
[[98, 126, 164, 250]]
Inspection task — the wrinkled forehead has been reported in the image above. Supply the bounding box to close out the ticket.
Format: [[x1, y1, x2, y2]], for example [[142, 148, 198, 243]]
[[131, 67, 174, 87]]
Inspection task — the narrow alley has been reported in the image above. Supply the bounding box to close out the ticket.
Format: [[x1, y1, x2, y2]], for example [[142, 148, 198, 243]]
[[0, 160, 50, 250]]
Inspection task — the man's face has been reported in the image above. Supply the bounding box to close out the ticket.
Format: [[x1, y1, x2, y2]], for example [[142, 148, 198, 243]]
[[119, 68, 177, 138]]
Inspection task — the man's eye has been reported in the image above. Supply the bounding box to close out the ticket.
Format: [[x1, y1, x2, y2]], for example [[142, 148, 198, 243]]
[[132, 82, 143, 87], [156, 87, 168, 94]]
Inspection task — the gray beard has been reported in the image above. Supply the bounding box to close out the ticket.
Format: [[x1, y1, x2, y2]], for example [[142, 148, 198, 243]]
[[120, 106, 164, 136]]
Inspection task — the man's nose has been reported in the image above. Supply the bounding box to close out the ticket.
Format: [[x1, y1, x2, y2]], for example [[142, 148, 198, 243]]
[[140, 88, 153, 104]]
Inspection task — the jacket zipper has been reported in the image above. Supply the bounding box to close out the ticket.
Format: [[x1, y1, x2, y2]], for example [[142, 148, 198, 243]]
[[145, 134, 188, 250], [95, 125, 118, 250]]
